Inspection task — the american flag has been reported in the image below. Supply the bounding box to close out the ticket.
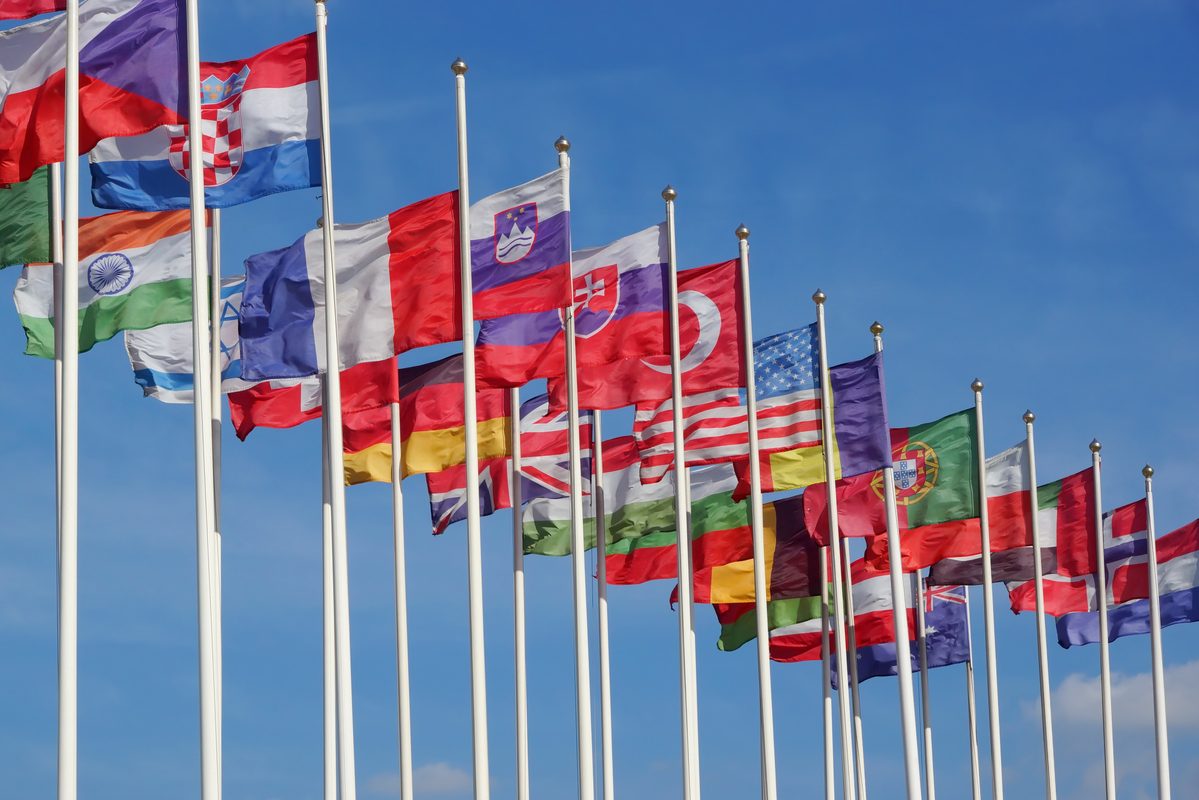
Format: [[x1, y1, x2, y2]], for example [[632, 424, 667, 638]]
[[518, 393, 592, 501]]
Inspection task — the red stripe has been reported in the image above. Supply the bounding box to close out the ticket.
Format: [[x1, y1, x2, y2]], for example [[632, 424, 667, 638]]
[[0, 0, 63, 19], [386, 191, 462, 354], [473, 264, 571, 320], [202, 33, 317, 88], [1157, 520, 1199, 562]]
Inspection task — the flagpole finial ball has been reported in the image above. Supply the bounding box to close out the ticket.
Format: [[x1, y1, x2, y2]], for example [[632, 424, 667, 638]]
[[812, 289, 826, 304], [1090, 439, 1102, 454], [971, 378, 984, 393], [870, 321, 884, 336], [554, 136, 570, 153], [661, 185, 677, 202], [1143, 464, 1154, 479], [451, 58, 468, 75], [735, 224, 750, 240], [1023, 410, 1035, 424]]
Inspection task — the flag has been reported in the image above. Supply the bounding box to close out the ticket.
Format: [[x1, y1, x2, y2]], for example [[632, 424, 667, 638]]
[[516, 393, 592, 503], [932, 466, 1094, 585], [0, 165, 50, 267], [632, 387, 747, 483], [341, 354, 511, 484], [426, 458, 512, 535], [125, 275, 256, 402], [548, 259, 744, 410], [239, 191, 461, 380], [90, 33, 319, 210], [227, 358, 397, 440], [1055, 518, 1199, 647], [0, 0, 185, 184], [715, 596, 825, 655], [0, 1, 64, 20], [476, 223, 668, 387], [13, 209, 201, 357]]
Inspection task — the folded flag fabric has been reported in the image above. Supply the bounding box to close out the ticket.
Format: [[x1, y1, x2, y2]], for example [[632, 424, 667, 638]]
[[14, 209, 200, 357], [0, 165, 50, 267], [633, 387, 747, 484], [0, 0, 64, 20], [549, 259, 744, 411], [426, 458, 512, 535], [125, 275, 257, 402], [714, 596, 825, 655], [342, 354, 510, 484], [227, 357, 397, 440], [90, 33, 319, 210], [476, 223, 667, 387], [516, 392, 592, 503], [0, 0, 185, 184]]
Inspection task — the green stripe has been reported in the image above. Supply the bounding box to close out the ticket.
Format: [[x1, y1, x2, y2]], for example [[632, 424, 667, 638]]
[[21, 278, 193, 358], [689, 490, 749, 540], [717, 596, 824, 652], [1036, 478, 1064, 511], [0, 166, 50, 268]]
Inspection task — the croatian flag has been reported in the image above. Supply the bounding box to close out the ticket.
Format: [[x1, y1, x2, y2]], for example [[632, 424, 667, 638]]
[[90, 33, 319, 210], [0, 0, 185, 185], [426, 458, 512, 535], [476, 224, 668, 387]]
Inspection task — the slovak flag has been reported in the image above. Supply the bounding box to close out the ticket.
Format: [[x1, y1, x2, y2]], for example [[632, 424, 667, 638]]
[[90, 33, 319, 210]]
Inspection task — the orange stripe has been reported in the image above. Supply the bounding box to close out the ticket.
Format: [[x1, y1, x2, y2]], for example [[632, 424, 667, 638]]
[[78, 209, 208, 258]]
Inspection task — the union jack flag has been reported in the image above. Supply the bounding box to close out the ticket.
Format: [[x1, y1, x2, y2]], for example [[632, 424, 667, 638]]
[[924, 582, 967, 612], [519, 393, 592, 502], [426, 457, 512, 535]]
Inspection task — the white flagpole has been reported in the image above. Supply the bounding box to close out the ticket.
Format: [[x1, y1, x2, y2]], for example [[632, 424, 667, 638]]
[[870, 321, 922, 800], [556, 137, 596, 800], [812, 290, 857, 800], [593, 410, 616, 800], [915, 575, 935, 800], [209, 207, 225, 785], [58, 3, 80, 797], [821, 547, 835, 800], [390, 403, 413, 800], [662, 185, 701, 800], [970, 380, 1004, 800], [184, 0, 220, 794], [322, 419, 338, 800], [1142, 465, 1171, 800], [510, 388, 529, 800], [450, 58, 492, 800], [963, 586, 982, 800], [1089, 440, 1115, 800], [734, 224, 778, 800], [315, 5, 358, 797], [841, 538, 867, 800], [1023, 412, 1057, 800], [51, 160, 63, 502]]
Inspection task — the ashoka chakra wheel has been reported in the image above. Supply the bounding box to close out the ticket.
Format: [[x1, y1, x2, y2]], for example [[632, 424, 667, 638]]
[[87, 253, 134, 296]]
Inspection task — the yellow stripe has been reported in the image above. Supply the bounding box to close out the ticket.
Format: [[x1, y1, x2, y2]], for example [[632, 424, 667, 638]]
[[706, 503, 778, 604], [344, 442, 393, 486], [343, 415, 511, 486]]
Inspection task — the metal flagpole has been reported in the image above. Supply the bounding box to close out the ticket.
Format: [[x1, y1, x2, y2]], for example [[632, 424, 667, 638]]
[[450, 58, 492, 800], [1023, 412, 1057, 800], [315, 5, 358, 797], [1142, 465, 1171, 800], [820, 547, 835, 800], [555, 137, 596, 800], [51, 160, 63, 502], [510, 388, 530, 800], [58, 3, 80, 797], [593, 410, 616, 800], [735, 224, 778, 800], [390, 403, 413, 800], [184, 0, 220, 795], [841, 538, 867, 800], [870, 321, 922, 800], [1089, 440, 1115, 800], [970, 380, 1004, 800], [662, 185, 701, 800], [915, 575, 935, 800], [813, 290, 857, 800], [322, 420, 338, 800], [963, 586, 982, 800], [209, 208, 225, 786]]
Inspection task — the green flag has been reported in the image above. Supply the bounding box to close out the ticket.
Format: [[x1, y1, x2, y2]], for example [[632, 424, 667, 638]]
[[0, 166, 51, 268]]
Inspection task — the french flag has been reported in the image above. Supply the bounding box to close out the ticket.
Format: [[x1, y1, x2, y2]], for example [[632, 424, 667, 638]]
[[90, 33, 320, 211], [0, 0, 186, 185]]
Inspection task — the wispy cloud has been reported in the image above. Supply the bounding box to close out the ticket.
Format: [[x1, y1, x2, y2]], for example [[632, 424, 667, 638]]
[[366, 762, 474, 796], [1049, 659, 1199, 731]]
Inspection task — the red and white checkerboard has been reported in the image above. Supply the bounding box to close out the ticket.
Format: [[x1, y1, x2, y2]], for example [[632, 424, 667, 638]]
[[168, 94, 245, 187]]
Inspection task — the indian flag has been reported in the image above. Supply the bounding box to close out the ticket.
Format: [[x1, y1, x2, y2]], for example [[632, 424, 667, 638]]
[[13, 209, 199, 357]]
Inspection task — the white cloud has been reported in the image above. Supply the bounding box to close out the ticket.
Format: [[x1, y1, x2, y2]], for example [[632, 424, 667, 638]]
[[1051, 659, 1199, 732], [366, 763, 474, 796]]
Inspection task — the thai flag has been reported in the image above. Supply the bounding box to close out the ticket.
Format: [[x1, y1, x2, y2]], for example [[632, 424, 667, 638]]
[[90, 33, 319, 210], [426, 458, 512, 535]]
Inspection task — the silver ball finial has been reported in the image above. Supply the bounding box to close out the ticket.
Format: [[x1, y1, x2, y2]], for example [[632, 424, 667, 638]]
[[1023, 410, 1035, 424], [735, 224, 750, 241], [1089, 439, 1102, 454], [554, 135, 570, 153], [451, 58, 468, 75], [1143, 464, 1154, 479], [870, 321, 884, 336], [971, 378, 984, 393], [661, 185, 677, 202], [812, 289, 826, 304]]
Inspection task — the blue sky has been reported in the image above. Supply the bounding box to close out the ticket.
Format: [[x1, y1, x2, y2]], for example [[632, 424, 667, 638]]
[[3, 1, 1199, 798]]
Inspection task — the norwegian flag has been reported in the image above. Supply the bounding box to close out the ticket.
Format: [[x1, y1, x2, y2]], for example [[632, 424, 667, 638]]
[[168, 68, 248, 187], [519, 393, 592, 502], [425, 458, 512, 535]]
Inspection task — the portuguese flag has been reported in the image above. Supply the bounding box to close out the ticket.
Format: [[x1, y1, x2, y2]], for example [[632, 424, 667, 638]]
[[0, 165, 50, 269]]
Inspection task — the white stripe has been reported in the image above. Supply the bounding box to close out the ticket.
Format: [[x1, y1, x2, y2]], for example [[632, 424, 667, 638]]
[[573, 223, 666, 277], [468, 168, 567, 238], [986, 442, 1030, 494]]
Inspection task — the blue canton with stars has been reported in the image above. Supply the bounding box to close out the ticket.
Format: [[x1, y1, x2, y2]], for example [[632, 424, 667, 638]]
[[753, 323, 820, 401]]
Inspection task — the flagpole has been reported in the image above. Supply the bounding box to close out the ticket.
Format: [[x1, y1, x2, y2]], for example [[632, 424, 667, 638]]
[[1142, 465, 1171, 800], [841, 538, 867, 800], [963, 586, 982, 800], [51, 160, 63, 505], [821, 546, 835, 800], [662, 185, 701, 800], [734, 224, 778, 800], [593, 410, 616, 800], [510, 387, 529, 800], [316, 5, 358, 797], [813, 290, 857, 800], [1023, 412, 1057, 800], [390, 403, 413, 800], [970, 380, 1004, 800], [915, 575, 935, 800], [209, 207, 224, 779], [184, 0, 220, 794], [322, 418, 337, 800], [451, 58, 492, 800], [556, 137, 596, 800], [58, 3, 80, 798], [1089, 440, 1115, 800], [870, 321, 922, 800]]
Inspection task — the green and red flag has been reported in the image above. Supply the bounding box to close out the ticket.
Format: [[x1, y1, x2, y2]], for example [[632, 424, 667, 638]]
[[0, 165, 51, 269]]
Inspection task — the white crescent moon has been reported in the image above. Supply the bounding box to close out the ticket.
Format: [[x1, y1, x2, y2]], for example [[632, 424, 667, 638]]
[[643, 289, 721, 375]]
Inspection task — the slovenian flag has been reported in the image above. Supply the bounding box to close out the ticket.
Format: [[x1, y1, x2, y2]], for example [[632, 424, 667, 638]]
[[90, 34, 320, 211]]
